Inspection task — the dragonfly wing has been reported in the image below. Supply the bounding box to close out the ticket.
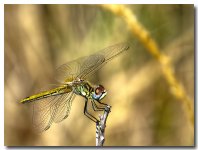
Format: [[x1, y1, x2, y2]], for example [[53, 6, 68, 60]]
[[55, 60, 81, 83], [32, 92, 75, 132], [55, 54, 105, 83], [78, 43, 130, 79], [77, 54, 105, 79], [53, 92, 76, 123], [55, 43, 129, 82], [32, 95, 57, 132]]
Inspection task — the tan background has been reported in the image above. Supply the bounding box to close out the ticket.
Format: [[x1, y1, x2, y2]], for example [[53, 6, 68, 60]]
[[5, 4, 194, 146]]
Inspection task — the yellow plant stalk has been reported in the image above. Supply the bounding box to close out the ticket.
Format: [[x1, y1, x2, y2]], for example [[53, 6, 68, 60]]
[[100, 4, 194, 129]]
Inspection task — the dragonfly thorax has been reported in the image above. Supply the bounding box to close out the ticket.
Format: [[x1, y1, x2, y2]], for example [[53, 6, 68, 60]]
[[73, 81, 107, 101]]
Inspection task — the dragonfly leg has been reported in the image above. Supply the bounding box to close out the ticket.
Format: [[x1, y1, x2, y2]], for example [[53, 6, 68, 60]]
[[84, 99, 99, 123], [95, 100, 109, 107], [91, 100, 105, 111]]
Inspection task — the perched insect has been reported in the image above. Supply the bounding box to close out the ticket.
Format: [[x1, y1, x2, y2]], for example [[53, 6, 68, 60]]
[[20, 43, 130, 132]]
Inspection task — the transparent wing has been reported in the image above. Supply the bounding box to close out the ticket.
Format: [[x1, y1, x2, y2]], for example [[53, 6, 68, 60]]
[[53, 93, 75, 123], [56, 43, 130, 83], [55, 59, 82, 83], [32, 91, 75, 132], [78, 43, 130, 79]]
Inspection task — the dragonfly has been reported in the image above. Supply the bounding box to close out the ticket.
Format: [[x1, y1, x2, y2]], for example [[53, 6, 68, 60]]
[[20, 43, 130, 132]]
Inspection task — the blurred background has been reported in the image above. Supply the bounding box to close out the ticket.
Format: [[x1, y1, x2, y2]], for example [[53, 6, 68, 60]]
[[4, 4, 194, 146]]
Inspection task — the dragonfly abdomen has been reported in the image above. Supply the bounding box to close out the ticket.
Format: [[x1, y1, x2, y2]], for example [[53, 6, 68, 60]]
[[20, 85, 72, 104]]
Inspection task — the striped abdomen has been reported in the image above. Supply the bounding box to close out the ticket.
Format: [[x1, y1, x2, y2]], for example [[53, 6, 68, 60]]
[[20, 85, 72, 104]]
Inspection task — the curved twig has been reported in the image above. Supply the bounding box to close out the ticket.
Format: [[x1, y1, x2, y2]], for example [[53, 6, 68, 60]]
[[96, 105, 111, 146]]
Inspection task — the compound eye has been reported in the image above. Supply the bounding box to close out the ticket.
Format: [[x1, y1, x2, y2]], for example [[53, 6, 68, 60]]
[[95, 85, 105, 95]]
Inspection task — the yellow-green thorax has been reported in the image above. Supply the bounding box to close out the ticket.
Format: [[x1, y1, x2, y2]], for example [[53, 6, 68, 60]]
[[73, 81, 107, 101]]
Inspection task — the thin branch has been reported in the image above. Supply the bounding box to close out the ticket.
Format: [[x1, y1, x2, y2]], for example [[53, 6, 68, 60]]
[[96, 105, 111, 146]]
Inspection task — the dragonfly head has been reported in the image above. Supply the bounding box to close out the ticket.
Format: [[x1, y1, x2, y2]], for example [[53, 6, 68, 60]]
[[92, 85, 107, 101]]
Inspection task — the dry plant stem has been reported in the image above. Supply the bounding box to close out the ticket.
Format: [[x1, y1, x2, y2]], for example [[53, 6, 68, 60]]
[[100, 4, 194, 128], [96, 105, 111, 146]]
